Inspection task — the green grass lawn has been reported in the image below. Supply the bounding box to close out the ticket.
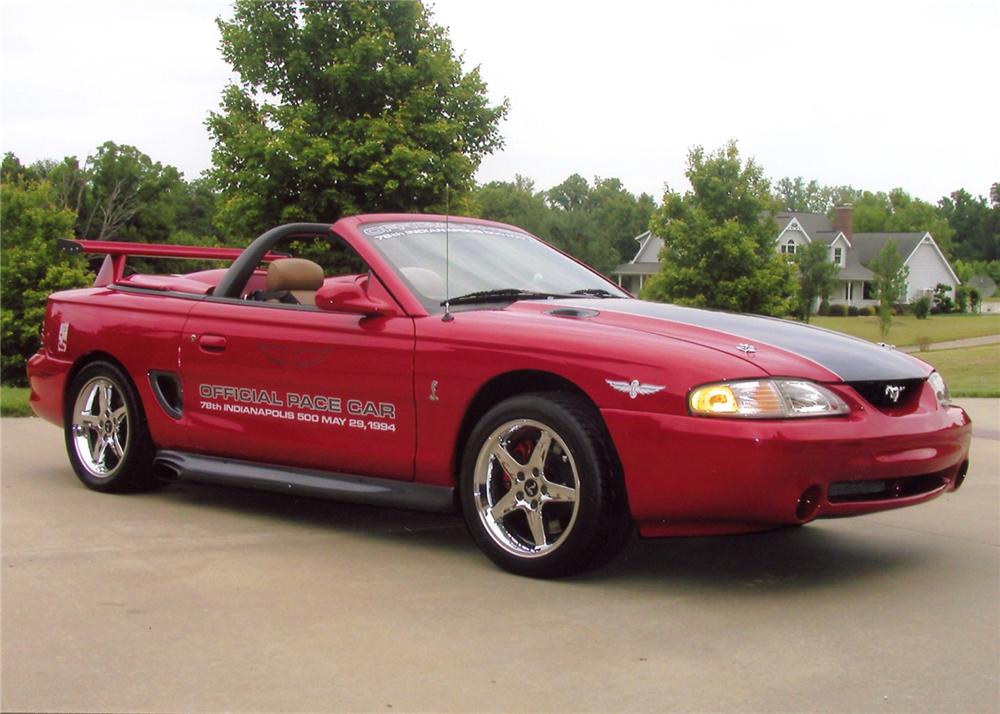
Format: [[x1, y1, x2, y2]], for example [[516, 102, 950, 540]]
[[915, 344, 1000, 397], [809, 313, 1000, 347], [1, 385, 33, 417]]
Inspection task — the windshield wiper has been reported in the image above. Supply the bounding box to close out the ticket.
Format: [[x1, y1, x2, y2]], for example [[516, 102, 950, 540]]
[[442, 288, 573, 306], [569, 288, 622, 298]]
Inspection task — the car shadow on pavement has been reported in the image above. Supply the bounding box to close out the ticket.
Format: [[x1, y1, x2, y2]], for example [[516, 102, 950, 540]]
[[155, 481, 928, 592], [587, 524, 929, 592]]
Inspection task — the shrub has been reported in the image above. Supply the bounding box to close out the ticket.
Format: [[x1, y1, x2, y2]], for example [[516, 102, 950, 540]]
[[955, 285, 969, 313], [828, 304, 848, 317], [1, 177, 90, 385], [847, 305, 860, 317], [818, 299, 831, 316], [913, 295, 931, 319], [932, 283, 954, 313], [859, 306, 875, 317]]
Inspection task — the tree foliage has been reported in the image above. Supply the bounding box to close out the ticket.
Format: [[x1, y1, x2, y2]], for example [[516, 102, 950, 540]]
[[794, 241, 840, 322], [774, 176, 861, 213], [470, 174, 655, 275], [471, 176, 549, 237], [939, 186, 999, 262], [868, 241, 909, 339], [0, 171, 91, 384], [853, 188, 955, 257], [643, 142, 795, 315], [208, 0, 508, 240]]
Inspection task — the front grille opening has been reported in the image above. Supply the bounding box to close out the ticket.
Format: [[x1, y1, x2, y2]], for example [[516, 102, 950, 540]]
[[828, 473, 948, 503], [847, 378, 923, 410]]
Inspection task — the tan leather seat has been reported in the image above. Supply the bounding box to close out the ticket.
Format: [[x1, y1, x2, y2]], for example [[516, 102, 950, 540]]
[[266, 259, 324, 306]]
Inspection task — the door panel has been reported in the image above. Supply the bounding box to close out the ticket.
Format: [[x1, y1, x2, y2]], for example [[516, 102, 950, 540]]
[[179, 300, 416, 480]]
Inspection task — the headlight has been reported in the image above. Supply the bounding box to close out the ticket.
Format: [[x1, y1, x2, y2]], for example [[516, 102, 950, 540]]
[[689, 379, 850, 418], [927, 371, 951, 407]]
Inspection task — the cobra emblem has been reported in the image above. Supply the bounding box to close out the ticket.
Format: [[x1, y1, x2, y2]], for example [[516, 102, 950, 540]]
[[884, 384, 905, 403], [606, 379, 665, 399]]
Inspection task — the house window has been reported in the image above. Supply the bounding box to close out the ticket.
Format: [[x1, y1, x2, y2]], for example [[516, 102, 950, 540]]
[[780, 239, 797, 255], [833, 247, 843, 266], [863, 282, 875, 300]]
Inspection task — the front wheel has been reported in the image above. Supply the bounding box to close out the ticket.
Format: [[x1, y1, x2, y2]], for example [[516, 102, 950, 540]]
[[65, 361, 158, 492], [460, 392, 631, 578]]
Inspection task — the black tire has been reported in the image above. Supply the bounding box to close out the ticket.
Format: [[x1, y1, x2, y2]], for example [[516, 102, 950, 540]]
[[64, 361, 159, 493], [460, 391, 632, 578]]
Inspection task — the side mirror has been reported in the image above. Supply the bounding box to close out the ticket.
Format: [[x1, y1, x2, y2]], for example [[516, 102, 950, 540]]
[[315, 280, 387, 316]]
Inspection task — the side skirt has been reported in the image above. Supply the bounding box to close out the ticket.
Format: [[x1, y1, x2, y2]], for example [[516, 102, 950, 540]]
[[153, 450, 457, 514]]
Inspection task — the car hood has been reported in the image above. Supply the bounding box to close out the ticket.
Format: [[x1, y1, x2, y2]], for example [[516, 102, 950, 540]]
[[533, 299, 930, 383]]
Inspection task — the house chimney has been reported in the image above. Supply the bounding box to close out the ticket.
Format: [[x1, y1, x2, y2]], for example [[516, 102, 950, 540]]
[[833, 205, 854, 243]]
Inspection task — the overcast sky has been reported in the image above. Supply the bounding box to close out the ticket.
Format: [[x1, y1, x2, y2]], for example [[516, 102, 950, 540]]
[[1, 0, 996, 204]]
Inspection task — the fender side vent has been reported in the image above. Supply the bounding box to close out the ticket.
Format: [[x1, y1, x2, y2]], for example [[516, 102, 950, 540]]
[[149, 371, 183, 419]]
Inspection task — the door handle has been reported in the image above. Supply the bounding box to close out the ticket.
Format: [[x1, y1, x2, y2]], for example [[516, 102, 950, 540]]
[[197, 334, 228, 352]]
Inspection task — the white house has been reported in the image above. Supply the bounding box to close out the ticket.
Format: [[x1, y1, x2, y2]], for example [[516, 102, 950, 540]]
[[612, 206, 960, 306]]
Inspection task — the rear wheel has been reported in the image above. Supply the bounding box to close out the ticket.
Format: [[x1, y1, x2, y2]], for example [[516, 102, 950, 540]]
[[65, 361, 158, 492], [460, 392, 631, 578]]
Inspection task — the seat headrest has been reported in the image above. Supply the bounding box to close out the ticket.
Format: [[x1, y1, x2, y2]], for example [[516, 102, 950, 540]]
[[266, 259, 324, 291]]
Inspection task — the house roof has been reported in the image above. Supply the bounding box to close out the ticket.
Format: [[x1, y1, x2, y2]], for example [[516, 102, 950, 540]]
[[629, 231, 664, 263], [838, 253, 875, 280], [612, 261, 661, 276], [774, 211, 833, 239], [851, 232, 927, 266]]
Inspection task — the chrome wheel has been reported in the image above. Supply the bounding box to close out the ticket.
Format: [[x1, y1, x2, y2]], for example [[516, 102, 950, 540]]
[[473, 418, 580, 558], [71, 376, 130, 479]]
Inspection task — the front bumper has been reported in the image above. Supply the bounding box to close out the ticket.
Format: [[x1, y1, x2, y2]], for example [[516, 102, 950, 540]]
[[601, 384, 972, 537]]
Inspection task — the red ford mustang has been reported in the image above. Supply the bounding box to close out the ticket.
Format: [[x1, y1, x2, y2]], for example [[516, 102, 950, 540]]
[[27, 215, 972, 577]]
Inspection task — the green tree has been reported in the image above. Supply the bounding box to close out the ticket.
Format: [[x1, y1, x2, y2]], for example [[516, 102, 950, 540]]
[[795, 241, 840, 322], [471, 176, 549, 237], [0, 173, 91, 384], [208, 0, 507, 240], [774, 176, 861, 213], [642, 142, 796, 315], [588, 177, 656, 264], [868, 242, 909, 339], [939, 187, 999, 262], [853, 188, 955, 257], [541, 175, 642, 274]]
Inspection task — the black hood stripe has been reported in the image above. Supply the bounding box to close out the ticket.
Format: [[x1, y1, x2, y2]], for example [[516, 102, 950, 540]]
[[561, 300, 927, 382]]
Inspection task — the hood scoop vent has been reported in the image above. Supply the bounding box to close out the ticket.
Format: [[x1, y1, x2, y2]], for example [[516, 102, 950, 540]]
[[546, 307, 599, 319]]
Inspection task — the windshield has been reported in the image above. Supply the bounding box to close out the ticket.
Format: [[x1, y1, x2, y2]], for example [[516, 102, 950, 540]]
[[360, 220, 628, 311]]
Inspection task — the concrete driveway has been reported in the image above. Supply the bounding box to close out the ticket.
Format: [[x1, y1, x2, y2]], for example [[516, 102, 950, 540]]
[[2, 400, 998, 713]]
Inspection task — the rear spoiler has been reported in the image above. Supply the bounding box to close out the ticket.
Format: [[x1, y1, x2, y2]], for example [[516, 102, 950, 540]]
[[60, 239, 287, 287]]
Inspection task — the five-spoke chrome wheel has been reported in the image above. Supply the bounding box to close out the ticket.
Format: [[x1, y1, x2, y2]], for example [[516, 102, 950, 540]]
[[64, 361, 157, 492], [473, 418, 581, 558], [461, 392, 631, 578], [71, 376, 130, 478]]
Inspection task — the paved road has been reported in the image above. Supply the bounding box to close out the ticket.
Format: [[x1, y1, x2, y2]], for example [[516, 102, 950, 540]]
[[2, 401, 998, 713], [899, 333, 1000, 353]]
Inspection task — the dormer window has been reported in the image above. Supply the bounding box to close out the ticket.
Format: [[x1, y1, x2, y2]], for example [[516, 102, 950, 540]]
[[833, 247, 844, 266], [780, 239, 797, 255]]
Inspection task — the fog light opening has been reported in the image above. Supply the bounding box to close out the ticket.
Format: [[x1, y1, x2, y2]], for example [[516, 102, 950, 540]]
[[953, 461, 969, 491], [796, 485, 823, 522]]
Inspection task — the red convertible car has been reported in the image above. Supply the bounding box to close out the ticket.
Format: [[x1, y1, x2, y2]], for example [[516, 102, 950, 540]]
[[28, 216, 972, 577]]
